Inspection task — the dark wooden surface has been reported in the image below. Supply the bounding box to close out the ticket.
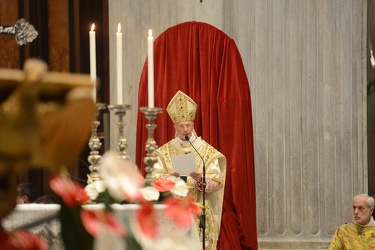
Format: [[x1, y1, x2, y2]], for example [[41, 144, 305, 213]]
[[0, 0, 109, 198]]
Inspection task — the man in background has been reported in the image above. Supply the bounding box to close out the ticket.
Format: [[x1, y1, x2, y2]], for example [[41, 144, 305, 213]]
[[329, 194, 375, 249], [17, 183, 37, 204]]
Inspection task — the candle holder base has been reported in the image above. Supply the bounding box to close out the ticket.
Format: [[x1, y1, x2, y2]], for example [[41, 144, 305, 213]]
[[140, 107, 163, 184], [108, 104, 132, 161], [87, 103, 106, 182]]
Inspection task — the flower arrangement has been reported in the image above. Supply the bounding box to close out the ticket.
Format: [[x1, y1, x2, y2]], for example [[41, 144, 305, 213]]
[[47, 150, 202, 250]]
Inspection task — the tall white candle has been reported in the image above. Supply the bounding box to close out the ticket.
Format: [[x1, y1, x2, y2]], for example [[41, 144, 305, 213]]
[[89, 23, 96, 102], [116, 23, 123, 104], [147, 29, 154, 108]]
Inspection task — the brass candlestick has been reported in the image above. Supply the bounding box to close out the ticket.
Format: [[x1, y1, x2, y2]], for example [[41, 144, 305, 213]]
[[140, 107, 163, 184], [87, 103, 106, 182], [108, 104, 132, 161]]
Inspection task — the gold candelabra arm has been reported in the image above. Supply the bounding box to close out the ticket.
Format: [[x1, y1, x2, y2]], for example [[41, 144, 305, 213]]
[[140, 107, 163, 184], [108, 104, 132, 161], [87, 103, 106, 182]]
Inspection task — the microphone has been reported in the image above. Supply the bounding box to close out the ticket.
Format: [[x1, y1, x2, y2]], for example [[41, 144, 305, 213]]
[[185, 135, 206, 249]]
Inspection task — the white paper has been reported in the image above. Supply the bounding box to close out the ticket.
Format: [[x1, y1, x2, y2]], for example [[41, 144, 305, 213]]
[[171, 153, 196, 176]]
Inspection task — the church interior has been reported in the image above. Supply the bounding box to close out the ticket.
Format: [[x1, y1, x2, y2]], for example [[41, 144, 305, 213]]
[[1, 0, 375, 249]]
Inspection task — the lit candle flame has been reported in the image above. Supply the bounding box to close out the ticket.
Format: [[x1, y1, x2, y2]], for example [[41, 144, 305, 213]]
[[148, 29, 152, 37], [91, 23, 95, 31], [118, 23, 121, 33], [371, 49, 375, 68]]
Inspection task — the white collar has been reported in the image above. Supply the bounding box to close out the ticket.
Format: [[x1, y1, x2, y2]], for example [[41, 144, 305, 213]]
[[176, 131, 197, 145], [355, 216, 375, 227]]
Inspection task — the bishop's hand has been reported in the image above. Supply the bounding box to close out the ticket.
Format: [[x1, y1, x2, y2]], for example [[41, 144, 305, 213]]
[[170, 172, 180, 178], [189, 172, 202, 182]]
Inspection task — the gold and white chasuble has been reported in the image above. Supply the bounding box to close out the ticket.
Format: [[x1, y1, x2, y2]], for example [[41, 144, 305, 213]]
[[329, 220, 375, 250], [154, 137, 226, 250]]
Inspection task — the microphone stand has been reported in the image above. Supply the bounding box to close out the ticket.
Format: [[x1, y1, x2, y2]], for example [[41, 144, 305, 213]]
[[185, 135, 205, 250]]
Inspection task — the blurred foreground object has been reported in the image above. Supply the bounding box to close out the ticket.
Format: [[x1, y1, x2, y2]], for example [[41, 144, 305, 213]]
[[0, 58, 96, 218]]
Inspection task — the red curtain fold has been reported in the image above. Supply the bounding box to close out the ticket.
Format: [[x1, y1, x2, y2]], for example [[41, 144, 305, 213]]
[[136, 21, 258, 249]]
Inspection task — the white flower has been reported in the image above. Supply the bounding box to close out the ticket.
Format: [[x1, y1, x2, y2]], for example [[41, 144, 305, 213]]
[[169, 177, 189, 197], [85, 180, 106, 201], [140, 186, 160, 201], [99, 150, 143, 202]]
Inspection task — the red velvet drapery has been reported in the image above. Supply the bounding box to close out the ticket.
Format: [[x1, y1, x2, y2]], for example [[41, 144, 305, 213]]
[[136, 21, 257, 249]]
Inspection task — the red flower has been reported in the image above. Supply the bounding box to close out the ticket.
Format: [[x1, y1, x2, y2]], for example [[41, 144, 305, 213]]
[[163, 194, 201, 229], [49, 174, 89, 207], [0, 230, 47, 250], [153, 179, 175, 192], [136, 202, 158, 238], [80, 209, 126, 237]]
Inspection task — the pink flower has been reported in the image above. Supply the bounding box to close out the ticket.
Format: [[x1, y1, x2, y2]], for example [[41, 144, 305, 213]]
[[49, 174, 89, 207], [136, 202, 158, 238], [80, 209, 126, 238], [153, 179, 175, 192], [0, 230, 47, 250], [163, 194, 201, 229]]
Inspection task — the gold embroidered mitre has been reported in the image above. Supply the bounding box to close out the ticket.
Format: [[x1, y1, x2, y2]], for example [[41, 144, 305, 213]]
[[166, 90, 197, 123]]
